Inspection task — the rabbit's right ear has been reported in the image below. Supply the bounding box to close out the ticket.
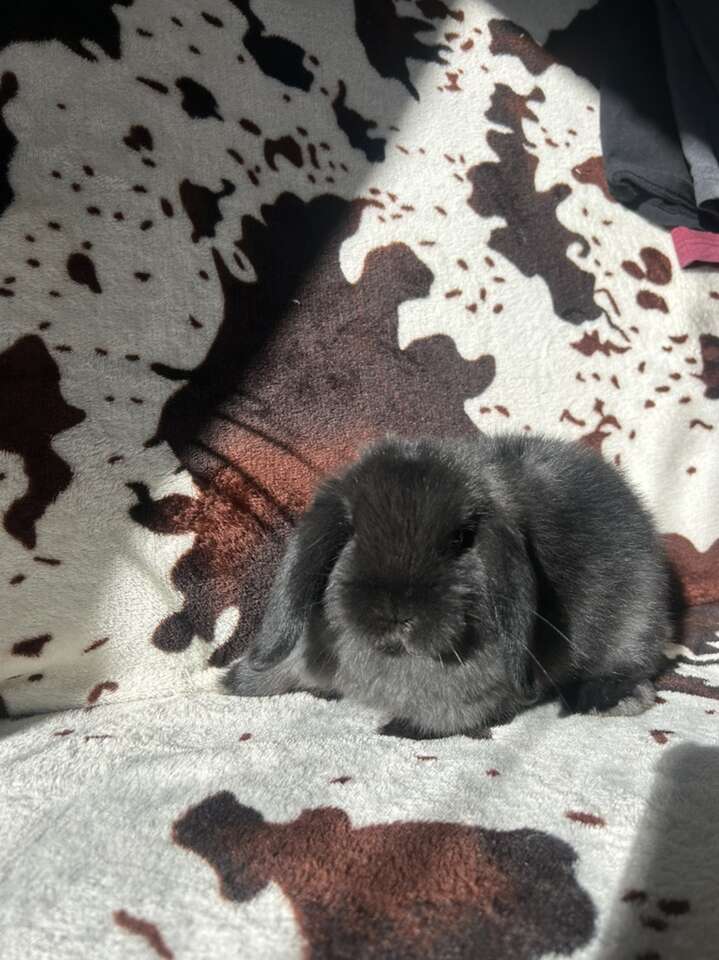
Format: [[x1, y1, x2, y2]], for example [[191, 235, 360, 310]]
[[248, 480, 352, 669]]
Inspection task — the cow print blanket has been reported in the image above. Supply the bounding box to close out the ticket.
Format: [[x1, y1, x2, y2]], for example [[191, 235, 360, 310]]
[[1, 1, 718, 957]]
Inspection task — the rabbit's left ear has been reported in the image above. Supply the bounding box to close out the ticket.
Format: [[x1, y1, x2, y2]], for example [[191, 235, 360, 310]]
[[482, 517, 539, 698], [248, 480, 352, 670]]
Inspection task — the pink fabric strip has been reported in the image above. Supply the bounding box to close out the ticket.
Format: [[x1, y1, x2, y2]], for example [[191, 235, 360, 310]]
[[671, 226, 719, 268]]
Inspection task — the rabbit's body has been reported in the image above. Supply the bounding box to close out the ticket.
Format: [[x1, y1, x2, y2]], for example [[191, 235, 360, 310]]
[[227, 434, 671, 737]]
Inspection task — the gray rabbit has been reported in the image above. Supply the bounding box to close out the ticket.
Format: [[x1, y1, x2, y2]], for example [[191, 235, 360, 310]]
[[226, 434, 671, 738]]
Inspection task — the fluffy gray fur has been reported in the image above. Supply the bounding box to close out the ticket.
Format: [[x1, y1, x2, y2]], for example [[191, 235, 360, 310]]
[[226, 434, 671, 737]]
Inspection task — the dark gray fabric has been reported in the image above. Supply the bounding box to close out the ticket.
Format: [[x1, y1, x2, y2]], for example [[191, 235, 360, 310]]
[[659, 1, 719, 216], [600, 0, 719, 232]]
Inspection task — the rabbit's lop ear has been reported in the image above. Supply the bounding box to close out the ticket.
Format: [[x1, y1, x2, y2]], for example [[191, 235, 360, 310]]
[[249, 480, 352, 669], [483, 517, 539, 700]]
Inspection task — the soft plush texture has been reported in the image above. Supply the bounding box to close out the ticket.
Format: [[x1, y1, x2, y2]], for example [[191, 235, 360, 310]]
[[2, 681, 719, 959], [1, 0, 718, 957]]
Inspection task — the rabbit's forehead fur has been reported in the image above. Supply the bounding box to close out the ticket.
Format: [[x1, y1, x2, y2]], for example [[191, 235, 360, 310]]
[[344, 441, 483, 551]]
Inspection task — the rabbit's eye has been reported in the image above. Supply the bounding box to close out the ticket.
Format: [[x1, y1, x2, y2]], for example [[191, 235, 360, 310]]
[[451, 519, 478, 553]]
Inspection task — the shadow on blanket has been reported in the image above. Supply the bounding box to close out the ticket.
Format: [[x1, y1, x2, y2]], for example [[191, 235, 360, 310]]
[[604, 743, 719, 957]]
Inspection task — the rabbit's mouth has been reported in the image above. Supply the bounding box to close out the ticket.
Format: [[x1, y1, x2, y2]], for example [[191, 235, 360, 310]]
[[373, 635, 407, 657], [427, 616, 481, 666], [371, 617, 478, 666]]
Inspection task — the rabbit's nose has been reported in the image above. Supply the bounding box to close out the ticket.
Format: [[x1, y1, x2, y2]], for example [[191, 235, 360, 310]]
[[383, 613, 415, 636], [374, 616, 416, 654]]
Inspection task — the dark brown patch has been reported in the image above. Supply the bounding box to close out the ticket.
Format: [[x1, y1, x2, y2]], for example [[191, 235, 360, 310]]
[[238, 732, 252, 742], [467, 85, 599, 323], [444, 71, 461, 92], [580, 399, 621, 452], [123, 124, 153, 153], [658, 898, 690, 916], [650, 729, 673, 745], [640, 248, 671, 285], [624, 259, 647, 279], [417, 0, 463, 22], [622, 889, 647, 904], [173, 792, 595, 957], [698, 334, 719, 399], [0, 337, 85, 549], [565, 811, 606, 828], [0, 72, 19, 217], [330, 775, 352, 784], [231, 0, 314, 92], [12, 634, 51, 657], [571, 156, 615, 202], [353, 0, 449, 100], [571, 330, 628, 357], [179, 177, 235, 242], [636, 291, 668, 314], [202, 11, 223, 27], [84, 637, 109, 653], [488, 19, 553, 75], [656, 670, 719, 702], [87, 681, 119, 704], [239, 117, 261, 136], [137, 77, 169, 95], [113, 910, 174, 959], [264, 135, 303, 171], [332, 80, 385, 163], [67, 252, 101, 293], [175, 76, 222, 120], [53, 729, 74, 736], [662, 534, 719, 606]]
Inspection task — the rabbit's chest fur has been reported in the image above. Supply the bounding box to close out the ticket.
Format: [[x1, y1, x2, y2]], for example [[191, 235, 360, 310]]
[[311, 634, 518, 735]]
